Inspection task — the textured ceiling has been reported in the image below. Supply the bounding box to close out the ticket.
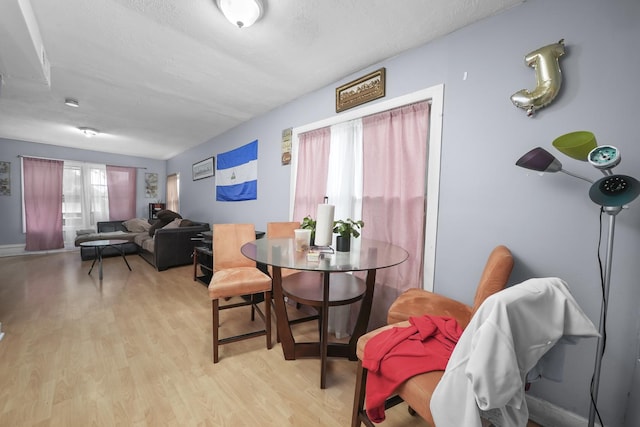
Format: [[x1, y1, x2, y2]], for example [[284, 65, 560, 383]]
[[0, 0, 521, 160]]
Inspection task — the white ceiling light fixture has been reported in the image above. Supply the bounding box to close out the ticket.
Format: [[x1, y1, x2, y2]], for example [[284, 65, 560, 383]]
[[216, 0, 263, 28], [78, 127, 99, 137], [64, 97, 79, 107]]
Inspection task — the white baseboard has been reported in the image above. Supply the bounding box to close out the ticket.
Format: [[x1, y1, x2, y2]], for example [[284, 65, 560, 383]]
[[0, 244, 26, 257], [527, 395, 601, 427], [0, 244, 77, 257]]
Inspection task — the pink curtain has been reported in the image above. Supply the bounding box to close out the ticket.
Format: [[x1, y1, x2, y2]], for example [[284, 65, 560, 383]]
[[292, 127, 331, 222], [23, 157, 64, 251], [106, 166, 137, 220], [361, 101, 430, 328]]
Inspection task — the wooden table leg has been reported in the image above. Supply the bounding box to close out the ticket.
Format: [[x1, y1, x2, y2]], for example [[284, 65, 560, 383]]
[[348, 269, 376, 360], [272, 267, 295, 360], [273, 264, 377, 385], [320, 271, 330, 389]]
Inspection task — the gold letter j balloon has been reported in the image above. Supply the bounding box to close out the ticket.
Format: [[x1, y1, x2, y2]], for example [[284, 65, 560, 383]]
[[511, 39, 565, 117]]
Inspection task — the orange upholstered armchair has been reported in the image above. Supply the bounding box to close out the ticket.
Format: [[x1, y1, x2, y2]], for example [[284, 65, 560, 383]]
[[351, 245, 514, 426]]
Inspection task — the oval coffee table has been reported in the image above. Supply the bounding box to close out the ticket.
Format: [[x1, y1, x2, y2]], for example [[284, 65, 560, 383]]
[[79, 239, 132, 280]]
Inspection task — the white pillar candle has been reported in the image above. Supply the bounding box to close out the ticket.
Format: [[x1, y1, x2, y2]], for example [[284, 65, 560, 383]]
[[314, 203, 334, 246]]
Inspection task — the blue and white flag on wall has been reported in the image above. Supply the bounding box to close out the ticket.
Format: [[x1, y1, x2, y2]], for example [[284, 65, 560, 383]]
[[216, 140, 258, 201]]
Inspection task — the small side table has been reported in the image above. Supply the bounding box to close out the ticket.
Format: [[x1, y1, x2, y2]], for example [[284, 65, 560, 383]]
[[193, 246, 213, 286]]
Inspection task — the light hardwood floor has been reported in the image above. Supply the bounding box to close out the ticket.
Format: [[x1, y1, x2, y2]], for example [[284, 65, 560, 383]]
[[0, 252, 542, 427]]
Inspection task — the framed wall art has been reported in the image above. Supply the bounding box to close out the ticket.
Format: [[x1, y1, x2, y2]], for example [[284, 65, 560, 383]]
[[335, 67, 386, 113], [281, 127, 292, 165], [193, 157, 215, 181], [0, 161, 10, 196], [144, 172, 158, 198]]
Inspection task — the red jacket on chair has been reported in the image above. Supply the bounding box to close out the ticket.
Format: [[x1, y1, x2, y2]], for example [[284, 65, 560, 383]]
[[362, 314, 462, 423]]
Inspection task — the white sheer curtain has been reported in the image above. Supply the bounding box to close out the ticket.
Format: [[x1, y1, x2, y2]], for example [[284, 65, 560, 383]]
[[326, 120, 364, 338], [62, 162, 109, 247], [166, 173, 180, 213], [327, 120, 363, 224]]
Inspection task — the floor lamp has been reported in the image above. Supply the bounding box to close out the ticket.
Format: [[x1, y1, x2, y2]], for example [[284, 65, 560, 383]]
[[516, 131, 640, 427]]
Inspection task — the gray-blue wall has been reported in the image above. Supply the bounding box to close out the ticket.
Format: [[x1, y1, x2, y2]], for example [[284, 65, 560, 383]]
[[0, 138, 166, 245], [168, 0, 640, 424], [1, 0, 638, 424]]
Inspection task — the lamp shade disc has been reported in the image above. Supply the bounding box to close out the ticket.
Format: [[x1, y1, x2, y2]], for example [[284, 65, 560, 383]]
[[588, 145, 620, 169], [552, 131, 598, 161], [516, 147, 562, 172], [589, 175, 640, 207]]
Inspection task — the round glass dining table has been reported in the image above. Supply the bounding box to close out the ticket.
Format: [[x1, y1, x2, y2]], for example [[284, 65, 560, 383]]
[[241, 237, 408, 388]]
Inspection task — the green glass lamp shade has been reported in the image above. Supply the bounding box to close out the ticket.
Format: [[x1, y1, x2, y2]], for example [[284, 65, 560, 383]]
[[552, 131, 598, 161], [589, 175, 640, 207]]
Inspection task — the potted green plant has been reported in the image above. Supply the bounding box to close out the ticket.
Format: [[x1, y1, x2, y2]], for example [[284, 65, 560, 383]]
[[332, 218, 364, 252], [301, 215, 316, 246]]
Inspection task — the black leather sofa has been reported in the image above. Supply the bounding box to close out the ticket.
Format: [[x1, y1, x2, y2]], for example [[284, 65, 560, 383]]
[[137, 220, 210, 271], [78, 220, 210, 271]]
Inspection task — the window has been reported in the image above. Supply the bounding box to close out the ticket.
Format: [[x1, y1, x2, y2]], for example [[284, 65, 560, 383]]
[[61, 162, 109, 247], [291, 85, 443, 292], [21, 157, 137, 250], [292, 101, 431, 332], [167, 173, 180, 213]]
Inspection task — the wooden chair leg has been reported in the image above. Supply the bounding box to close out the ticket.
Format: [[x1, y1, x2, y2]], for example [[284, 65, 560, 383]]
[[270, 297, 281, 343], [251, 294, 256, 321], [352, 360, 373, 427], [265, 290, 272, 349], [212, 299, 219, 363]]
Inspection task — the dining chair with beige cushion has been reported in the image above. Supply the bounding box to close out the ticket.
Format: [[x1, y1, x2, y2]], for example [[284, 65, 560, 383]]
[[266, 221, 303, 279], [266, 221, 320, 334], [208, 223, 272, 363]]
